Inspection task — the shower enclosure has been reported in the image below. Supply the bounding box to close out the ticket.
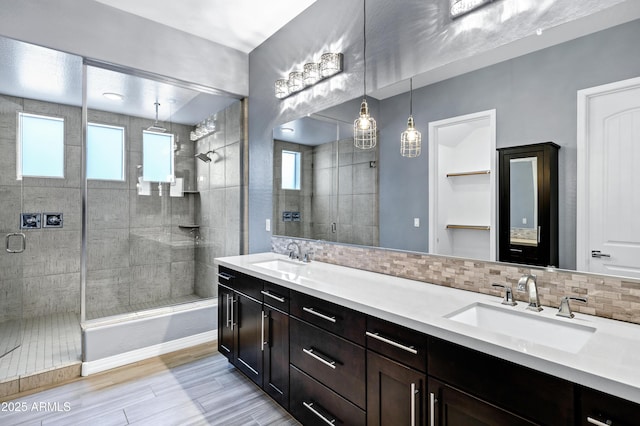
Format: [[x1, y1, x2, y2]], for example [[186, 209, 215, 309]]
[[0, 36, 243, 392]]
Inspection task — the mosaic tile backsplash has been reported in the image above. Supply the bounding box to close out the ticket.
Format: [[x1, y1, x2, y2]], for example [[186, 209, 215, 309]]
[[272, 236, 640, 325]]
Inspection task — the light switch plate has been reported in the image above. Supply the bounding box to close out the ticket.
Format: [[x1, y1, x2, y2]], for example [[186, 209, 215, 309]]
[[266, 219, 271, 232], [414, 218, 420, 227]]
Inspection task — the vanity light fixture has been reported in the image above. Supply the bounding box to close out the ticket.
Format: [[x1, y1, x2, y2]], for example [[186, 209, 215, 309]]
[[274, 52, 343, 99], [190, 115, 217, 141], [354, 0, 376, 150], [450, 0, 496, 19], [400, 78, 421, 158]]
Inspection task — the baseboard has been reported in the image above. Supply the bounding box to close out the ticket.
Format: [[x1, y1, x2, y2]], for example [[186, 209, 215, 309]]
[[81, 330, 217, 376]]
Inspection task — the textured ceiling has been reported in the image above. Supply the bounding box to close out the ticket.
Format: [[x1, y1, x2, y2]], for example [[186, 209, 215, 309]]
[[93, 0, 317, 53]]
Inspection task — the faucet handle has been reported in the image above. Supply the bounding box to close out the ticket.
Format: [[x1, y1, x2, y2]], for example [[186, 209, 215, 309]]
[[302, 251, 313, 263], [492, 283, 517, 306], [556, 295, 588, 318]]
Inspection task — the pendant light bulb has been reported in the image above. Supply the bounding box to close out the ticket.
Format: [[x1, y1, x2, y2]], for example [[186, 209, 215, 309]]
[[354, 0, 377, 150], [401, 78, 421, 158]]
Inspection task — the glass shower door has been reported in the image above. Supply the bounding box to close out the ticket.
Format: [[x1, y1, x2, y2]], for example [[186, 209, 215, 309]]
[[0, 96, 24, 359]]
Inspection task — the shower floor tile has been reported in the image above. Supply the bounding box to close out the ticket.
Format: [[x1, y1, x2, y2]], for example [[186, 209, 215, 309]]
[[0, 312, 81, 383]]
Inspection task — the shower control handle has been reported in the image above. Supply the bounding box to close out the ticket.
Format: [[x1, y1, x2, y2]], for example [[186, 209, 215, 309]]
[[5, 233, 26, 253]]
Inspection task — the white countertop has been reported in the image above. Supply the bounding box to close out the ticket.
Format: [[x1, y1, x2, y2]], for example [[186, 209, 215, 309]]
[[215, 252, 640, 404]]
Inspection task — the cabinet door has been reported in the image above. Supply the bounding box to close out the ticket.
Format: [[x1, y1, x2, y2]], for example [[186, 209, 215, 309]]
[[428, 378, 536, 426], [263, 306, 289, 409], [217, 285, 235, 361], [235, 293, 263, 385], [367, 351, 426, 426], [579, 386, 640, 426]]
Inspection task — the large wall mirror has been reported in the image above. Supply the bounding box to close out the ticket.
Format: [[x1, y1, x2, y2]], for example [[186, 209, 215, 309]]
[[272, 17, 640, 280]]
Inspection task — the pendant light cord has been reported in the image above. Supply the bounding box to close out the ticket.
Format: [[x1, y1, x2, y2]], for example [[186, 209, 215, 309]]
[[409, 78, 413, 116], [363, 0, 367, 101]]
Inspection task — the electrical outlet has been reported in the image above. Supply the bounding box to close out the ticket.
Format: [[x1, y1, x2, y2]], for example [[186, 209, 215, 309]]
[[414, 218, 420, 227], [266, 219, 271, 232], [522, 217, 527, 225]]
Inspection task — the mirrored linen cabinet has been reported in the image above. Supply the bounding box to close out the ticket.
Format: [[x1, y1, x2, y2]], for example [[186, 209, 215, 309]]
[[498, 142, 560, 267]]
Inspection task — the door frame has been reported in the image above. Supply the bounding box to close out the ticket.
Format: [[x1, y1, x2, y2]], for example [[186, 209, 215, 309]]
[[576, 76, 640, 272]]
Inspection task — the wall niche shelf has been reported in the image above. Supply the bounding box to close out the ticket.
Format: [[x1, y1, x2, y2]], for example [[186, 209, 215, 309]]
[[446, 225, 491, 231], [429, 109, 496, 261], [178, 224, 200, 230], [446, 170, 491, 177], [183, 190, 200, 194]]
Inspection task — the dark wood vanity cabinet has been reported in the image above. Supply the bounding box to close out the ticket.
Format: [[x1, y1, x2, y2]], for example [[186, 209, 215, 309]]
[[498, 142, 560, 267], [217, 267, 290, 407], [428, 337, 574, 426], [366, 316, 428, 426], [578, 386, 640, 426]]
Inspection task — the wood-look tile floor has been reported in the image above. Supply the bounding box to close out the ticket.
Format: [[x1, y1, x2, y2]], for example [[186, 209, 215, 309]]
[[1, 350, 300, 426]]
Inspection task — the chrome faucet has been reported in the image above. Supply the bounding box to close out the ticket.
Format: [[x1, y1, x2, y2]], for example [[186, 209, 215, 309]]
[[491, 283, 517, 306], [557, 295, 588, 318], [286, 241, 301, 260], [517, 274, 542, 312]]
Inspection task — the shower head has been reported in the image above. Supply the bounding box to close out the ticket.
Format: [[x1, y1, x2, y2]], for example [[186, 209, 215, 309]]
[[147, 102, 166, 133], [195, 150, 215, 163]]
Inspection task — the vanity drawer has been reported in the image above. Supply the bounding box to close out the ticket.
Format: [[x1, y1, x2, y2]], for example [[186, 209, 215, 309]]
[[261, 282, 289, 313], [428, 337, 574, 426], [290, 290, 366, 345], [290, 365, 365, 426], [366, 316, 428, 372], [579, 386, 640, 426], [217, 266, 263, 300], [290, 318, 366, 409]]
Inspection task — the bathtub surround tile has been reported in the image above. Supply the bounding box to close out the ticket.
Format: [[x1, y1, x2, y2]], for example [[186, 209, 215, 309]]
[[171, 260, 196, 298], [129, 264, 171, 305], [87, 188, 129, 229], [225, 142, 241, 187], [272, 236, 640, 325], [129, 228, 171, 266], [86, 268, 131, 313]]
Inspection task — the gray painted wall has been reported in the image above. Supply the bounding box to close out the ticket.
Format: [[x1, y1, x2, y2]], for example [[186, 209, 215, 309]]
[[248, 0, 632, 254], [0, 0, 247, 96], [379, 19, 640, 269]]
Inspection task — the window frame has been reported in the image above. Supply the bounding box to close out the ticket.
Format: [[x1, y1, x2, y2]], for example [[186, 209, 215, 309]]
[[281, 149, 301, 191], [17, 111, 65, 180], [86, 122, 126, 181]]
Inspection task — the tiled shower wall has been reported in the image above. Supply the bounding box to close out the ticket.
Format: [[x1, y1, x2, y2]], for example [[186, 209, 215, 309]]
[[272, 236, 640, 325], [194, 100, 245, 297], [0, 96, 82, 321], [85, 109, 197, 317]]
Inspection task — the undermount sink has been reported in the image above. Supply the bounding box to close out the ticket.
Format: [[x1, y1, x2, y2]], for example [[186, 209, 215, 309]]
[[252, 259, 307, 274], [446, 302, 596, 353]]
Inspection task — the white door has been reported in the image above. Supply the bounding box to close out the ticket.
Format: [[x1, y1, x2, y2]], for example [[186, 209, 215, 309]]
[[577, 76, 640, 278]]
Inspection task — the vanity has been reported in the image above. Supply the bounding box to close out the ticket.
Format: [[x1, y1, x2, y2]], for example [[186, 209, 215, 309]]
[[215, 252, 640, 425]]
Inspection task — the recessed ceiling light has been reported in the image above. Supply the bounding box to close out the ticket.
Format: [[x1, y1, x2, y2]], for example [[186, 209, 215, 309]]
[[103, 92, 124, 101], [281, 127, 294, 133]]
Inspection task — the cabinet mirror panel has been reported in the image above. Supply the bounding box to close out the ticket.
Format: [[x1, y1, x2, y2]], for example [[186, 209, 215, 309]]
[[272, 17, 640, 280], [509, 157, 538, 247]]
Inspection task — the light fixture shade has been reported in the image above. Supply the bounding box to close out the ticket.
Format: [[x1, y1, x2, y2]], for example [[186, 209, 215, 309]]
[[354, 100, 377, 149], [303, 62, 321, 86], [288, 71, 304, 93], [320, 53, 343, 78], [401, 116, 422, 157], [275, 79, 289, 99]]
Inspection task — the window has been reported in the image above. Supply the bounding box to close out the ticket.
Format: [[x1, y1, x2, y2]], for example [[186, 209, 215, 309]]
[[17, 112, 64, 179], [281, 150, 301, 190], [142, 130, 174, 182], [87, 123, 125, 181]]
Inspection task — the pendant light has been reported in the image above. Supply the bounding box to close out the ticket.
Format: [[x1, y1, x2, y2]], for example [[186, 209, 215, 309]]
[[400, 78, 422, 157], [354, 0, 376, 149]]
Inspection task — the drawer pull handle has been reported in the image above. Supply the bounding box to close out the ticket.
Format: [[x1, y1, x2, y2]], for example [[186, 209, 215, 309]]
[[302, 348, 337, 369], [366, 331, 418, 354], [587, 417, 613, 426], [411, 382, 418, 426], [217, 272, 233, 280], [261, 290, 285, 303], [429, 392, 437, 426], [302, 307, 336, 323], [303, 402, 337, 426]]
